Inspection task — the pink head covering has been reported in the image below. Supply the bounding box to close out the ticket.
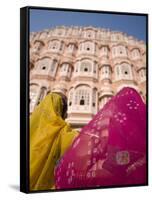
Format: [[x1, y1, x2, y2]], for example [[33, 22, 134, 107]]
[[55, 87, 147, 189]]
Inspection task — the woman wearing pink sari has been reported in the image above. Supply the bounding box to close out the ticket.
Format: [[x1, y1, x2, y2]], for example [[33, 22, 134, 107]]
[[55, 87, 147, 189]]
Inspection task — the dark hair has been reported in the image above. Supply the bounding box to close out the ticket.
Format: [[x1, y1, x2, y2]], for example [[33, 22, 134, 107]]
[[53, 92, 67, 118], [61, 95, 67, 118]]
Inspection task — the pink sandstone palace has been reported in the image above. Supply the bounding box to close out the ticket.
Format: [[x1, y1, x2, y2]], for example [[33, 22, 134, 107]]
[[29, 26, 146, 129]]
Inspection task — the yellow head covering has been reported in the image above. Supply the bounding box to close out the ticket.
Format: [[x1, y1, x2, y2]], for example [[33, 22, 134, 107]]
[[30, 93, 78, 191]]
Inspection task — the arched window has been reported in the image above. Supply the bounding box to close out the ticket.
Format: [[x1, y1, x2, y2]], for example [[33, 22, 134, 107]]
[[84, 42, 91, 51], [131, 48, 141, 60], [75, 85, 90, 106], [33, 41, 43, 52], [85, 30, 95, 38], [101, 65, 111, 79], [61, 63, 68, 72], [60, 63, 72, 79], [52, 42, 58, 49], [121, 63, 132, 79], [80, 61, 92, 72], [117, 45, 127, 56], [115, 63, 132, 80], [82, 41, 95, 53], [63, 64, 67, 72], [112, 45, 127, 58], [67, 43, 75, 52], [49, 40, 60, 50], [100, 46, 108, 57], [37, 58, 51, 71]]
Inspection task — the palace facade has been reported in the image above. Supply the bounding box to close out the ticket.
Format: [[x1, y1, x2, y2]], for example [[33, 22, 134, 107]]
[[29, 26, 146, 129]]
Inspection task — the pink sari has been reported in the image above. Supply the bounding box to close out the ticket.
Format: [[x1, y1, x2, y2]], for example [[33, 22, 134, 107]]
[[55, 87, 147, 189]]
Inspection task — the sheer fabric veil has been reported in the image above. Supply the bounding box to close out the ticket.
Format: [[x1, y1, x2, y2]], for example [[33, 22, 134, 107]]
[[55, 87, 146, 189]]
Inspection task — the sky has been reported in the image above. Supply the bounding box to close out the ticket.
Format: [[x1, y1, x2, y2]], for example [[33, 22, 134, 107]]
[[30, 8, 147, 42]]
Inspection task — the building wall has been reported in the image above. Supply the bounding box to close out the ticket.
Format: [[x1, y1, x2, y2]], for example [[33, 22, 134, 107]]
[[29, 26, 146, 129]]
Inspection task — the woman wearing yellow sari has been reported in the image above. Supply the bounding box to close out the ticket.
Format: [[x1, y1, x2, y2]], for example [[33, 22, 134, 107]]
[[30, 92, 79, 191]]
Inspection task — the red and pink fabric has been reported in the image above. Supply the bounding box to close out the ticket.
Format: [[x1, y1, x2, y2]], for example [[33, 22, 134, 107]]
[[55, 87, 147, 189]]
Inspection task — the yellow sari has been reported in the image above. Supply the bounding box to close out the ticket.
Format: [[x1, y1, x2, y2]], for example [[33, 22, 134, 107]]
[[30, 93, 79, 191]]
